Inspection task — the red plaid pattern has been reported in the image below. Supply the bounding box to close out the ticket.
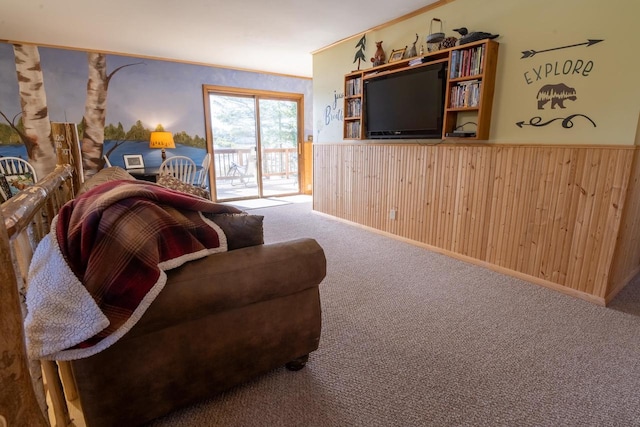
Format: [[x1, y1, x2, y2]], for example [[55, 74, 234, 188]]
[[55, 180, 241, 349]]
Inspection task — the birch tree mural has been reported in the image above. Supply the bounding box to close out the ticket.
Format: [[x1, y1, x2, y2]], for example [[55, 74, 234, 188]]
[[13, 44, 56, 180], [81, 53, 108, 178], [81, 53, 140, 178]]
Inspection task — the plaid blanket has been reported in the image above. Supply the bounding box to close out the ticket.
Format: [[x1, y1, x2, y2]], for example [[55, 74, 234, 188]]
[[25, 180, 241, 360]]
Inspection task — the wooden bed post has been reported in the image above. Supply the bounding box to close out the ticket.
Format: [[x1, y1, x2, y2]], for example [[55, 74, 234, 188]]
[[51, 122, 84, 192], [0, 208, 49, 427]]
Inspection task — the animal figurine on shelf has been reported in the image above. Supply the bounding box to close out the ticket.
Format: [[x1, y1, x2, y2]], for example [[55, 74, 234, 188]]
[[405, 34, 419, 58], [371, 41, 385, 67], [453, 27, 499, 45], [439, 36, 458, 49]]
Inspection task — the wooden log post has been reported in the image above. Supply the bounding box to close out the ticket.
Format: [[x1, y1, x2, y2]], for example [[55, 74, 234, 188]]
[[0, 208, 49, 427], [51, 122, 84, 192]]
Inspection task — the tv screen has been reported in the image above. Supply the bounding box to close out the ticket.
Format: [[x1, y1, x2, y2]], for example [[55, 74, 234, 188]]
[[364, 62, 447, 139]]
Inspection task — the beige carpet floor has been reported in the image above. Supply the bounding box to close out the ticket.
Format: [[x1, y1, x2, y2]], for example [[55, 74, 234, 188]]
[[148, 201, 640, 427]]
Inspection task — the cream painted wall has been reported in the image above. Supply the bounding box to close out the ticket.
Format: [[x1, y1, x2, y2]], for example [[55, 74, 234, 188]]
[[312, 0, 640, 145]]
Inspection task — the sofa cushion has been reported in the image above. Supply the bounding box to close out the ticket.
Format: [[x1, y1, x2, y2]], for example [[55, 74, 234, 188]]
[[157, 174, 210, 199], [78, 167, 136, 195], [204, 213, 264, 250]]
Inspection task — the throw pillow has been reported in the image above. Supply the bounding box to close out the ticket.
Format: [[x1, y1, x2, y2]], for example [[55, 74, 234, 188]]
[[204, 212, 264, 250], [0, 173, 12, 202], [4, 172, 35, 196], [77, 167, 137, 196], [157, 174, 210, 199]]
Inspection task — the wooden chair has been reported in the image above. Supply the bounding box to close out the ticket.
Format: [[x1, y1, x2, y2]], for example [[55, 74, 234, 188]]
[[0, 156, 38, 181], [159, 155, 197, 184]]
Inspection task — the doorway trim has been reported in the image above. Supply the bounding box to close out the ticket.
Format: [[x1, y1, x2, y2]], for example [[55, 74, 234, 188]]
[[202, 85, 305, 202]]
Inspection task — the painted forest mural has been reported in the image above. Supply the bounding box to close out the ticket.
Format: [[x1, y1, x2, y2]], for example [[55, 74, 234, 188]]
[[6, 44, 56, 180], [0, 42, 312, 179]]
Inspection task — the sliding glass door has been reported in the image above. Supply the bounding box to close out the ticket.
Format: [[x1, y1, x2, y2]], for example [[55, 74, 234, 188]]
[[209, 93, 260, 199], [258, 98, 298, 197], [205, 87, 301, 201]]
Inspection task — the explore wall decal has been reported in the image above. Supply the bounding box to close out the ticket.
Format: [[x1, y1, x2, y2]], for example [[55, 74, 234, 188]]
[[516, 38, 603, 130]]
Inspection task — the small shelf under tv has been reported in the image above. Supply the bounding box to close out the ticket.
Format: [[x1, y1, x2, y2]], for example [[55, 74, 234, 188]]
[[343, 39, 499, 141]]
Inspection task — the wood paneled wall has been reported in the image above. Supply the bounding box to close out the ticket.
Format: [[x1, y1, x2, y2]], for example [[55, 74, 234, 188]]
[[608, 148, 640, 302], [313, 143, 640, 304]]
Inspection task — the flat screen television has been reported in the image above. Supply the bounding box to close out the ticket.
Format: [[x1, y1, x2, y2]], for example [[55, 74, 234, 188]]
[[364, 62, 447, 139]]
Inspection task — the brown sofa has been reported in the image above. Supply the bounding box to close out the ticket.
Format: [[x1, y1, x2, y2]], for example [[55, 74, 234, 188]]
[[66, 168, 327, 426]]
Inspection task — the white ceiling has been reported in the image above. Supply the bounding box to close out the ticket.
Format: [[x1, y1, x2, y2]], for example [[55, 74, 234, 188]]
[[0, 0, 439, 78]]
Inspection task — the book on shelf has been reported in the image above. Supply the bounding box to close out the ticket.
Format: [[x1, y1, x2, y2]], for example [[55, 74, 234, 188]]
[[346, 77, 362, 96], [346, 98, 362, 118], [449, 80, 481, 108], [449, 44, 485, 78], [450, 50, 459, 78], [346, 120, 361, 138]]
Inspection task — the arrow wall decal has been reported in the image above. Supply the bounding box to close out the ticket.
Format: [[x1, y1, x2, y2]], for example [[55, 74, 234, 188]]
[[521, 39, 603, 59], [516, 114, 597, 129]]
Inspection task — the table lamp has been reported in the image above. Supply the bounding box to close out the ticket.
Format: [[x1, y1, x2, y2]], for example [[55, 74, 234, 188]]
[[149, 131, 175, 161]]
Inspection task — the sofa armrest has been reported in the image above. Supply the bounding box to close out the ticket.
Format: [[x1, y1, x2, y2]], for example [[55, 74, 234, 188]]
[[124, 238, 326, 340]]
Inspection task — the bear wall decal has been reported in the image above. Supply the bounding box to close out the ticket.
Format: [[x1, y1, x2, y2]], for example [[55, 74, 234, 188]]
[[536, 83, 577, 109]]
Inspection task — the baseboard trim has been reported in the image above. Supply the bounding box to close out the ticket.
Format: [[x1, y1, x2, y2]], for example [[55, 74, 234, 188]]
[[605, 265, 640, 305], [313, 209, 606, 306]]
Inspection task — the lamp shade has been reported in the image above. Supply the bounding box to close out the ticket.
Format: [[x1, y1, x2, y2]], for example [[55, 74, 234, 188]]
[[149, 131, 175, 149]]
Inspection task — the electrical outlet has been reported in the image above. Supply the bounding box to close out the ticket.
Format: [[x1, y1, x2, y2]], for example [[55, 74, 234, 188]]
[[390, 208, 397, 220]]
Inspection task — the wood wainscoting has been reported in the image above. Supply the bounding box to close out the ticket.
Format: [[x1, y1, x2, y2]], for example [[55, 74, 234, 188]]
[[313, 143, 640, 305]]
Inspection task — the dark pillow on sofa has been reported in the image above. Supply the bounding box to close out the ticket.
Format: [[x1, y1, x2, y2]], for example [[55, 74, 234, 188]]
[[204, 213, 264, 250]]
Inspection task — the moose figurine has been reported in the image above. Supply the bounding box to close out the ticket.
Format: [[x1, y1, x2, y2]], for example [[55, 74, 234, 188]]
[[370, 41, 385, 66]]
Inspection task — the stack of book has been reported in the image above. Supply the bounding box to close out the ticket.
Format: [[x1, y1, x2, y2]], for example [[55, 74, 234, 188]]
[[345, 121, 361, 138], [449, 80, 481, 108], [449, 45, 485, 78], [346, 77, 362, 96], [346, 98, 361, 118]]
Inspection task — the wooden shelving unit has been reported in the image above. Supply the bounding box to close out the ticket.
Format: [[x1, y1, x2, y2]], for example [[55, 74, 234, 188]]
[[344, 71, 363, 139], [342, 39, 499, 141], [442, 39, 499, 140]]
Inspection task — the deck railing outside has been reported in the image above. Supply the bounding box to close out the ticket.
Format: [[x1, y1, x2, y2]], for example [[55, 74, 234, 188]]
[[213, 147, 297, 181]]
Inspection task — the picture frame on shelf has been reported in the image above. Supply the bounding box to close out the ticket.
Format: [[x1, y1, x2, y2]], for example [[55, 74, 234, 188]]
[[123, 154, 145, 169], [388, 48, 406, 63]]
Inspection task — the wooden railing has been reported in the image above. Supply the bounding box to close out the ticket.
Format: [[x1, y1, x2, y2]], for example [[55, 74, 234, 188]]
[[213, 147, 297, 180], [1, 164, 76, 426]]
